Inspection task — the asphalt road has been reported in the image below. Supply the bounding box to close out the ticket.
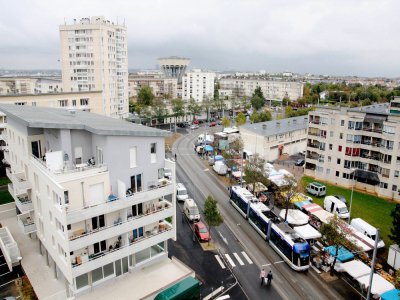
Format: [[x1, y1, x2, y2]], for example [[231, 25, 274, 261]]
[[172, 125, 349, 300]]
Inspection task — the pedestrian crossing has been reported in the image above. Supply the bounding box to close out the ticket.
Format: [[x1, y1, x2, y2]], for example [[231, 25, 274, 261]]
[[215, 251, 254, 269]]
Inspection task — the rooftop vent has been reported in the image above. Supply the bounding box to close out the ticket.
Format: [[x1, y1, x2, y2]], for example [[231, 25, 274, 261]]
[[68, 110, 76, 116], [276, 122, 280, 127], [262, 124, 267, 130], [293, 119, 297, 124]]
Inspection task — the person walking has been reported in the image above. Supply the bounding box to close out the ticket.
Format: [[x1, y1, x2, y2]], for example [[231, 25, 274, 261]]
[[260, 268, 266, 286], [174, 153, 177, 161], [266, 270, 273, 286]]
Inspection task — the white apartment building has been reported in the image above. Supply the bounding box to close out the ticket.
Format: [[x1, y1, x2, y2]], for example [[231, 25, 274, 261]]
[[240, 116, 308, 162], [0, 77, 63, 95], [182, 69, 215, 103], [60, 17, 129, 118], [219, 77, 304, 101], [305, 102, 400, 201], [128, 73, 178, 99], [1, 104, 177, 297]]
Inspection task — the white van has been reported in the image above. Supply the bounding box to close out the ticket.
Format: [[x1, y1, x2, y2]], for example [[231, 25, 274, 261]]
[[306, 182, 326, 197], [176, 183, 189, 202], [184, 199, 200, 222], [213, 161, 228, 175], [323, 195, 349, 219], [350, 218, 385, 248]]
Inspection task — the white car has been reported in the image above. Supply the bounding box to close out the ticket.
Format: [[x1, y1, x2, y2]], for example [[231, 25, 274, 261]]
[[190, 124, 199, 130]]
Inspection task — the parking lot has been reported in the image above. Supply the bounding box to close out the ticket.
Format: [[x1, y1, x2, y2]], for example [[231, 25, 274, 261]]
[[273, 154, 305, 181]]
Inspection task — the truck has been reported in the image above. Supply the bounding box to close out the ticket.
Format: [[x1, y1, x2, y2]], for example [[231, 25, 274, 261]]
[[213, 161, 228, 175]]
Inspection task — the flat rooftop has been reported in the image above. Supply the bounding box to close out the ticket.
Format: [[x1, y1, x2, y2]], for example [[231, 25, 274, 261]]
[[0, 104, 170, 137], [240, 115, 308, 136], [1, 214, 194, 300]]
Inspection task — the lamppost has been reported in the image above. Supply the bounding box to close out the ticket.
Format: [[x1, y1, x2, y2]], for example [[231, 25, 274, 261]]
[[348, 168, 357, 223]]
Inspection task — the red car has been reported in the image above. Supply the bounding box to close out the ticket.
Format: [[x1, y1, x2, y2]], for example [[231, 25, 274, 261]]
[[194, 222, 210, 242], [193, 119, 199, 125], [210, 121, 217, 127]]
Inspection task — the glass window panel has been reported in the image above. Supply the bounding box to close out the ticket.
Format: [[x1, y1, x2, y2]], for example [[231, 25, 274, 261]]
[[103, 262, 114, 278], [136, 248, 150, 264], [115, 259, 122, 276], [92, 267, 103, 283], [76, 273, 89, 290], [122, 257, 129, 273]]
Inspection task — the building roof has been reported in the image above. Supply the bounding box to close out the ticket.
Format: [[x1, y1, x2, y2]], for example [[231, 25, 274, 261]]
[[350, 103, 389, 114], [0, 90, 102, 98], [0, 104, 170, 137], [240, 115, 308, 137]]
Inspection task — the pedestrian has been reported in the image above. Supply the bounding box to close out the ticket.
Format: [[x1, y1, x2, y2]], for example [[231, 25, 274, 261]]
[[266, 270, 273, 286], [175, 153, 177, 160], [260, 268, 266, 286]]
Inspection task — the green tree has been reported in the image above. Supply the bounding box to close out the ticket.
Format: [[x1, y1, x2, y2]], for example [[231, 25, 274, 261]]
[[244, 153, 269, 193], [221, 116, 231, 128], [250, 111, 260, 123], [202, 97, 213, 122], [389, 204, 400, 245], [152, 99, 166, 123], [278, 175, 298, 222], [282, 96, 291, 106], [240, 97, 249, 110], [187, 98, 201, 121], [213, 97, 226, 116], [204, 195, 224, 245], [171, 98, 184, 123], [235, 112, 246, 126], [253, 86, 264, 99], [251, 95, 265, 111], [320, 215, 359, 275], [259, 110, 272, 122], [137, 86, 154, 106]]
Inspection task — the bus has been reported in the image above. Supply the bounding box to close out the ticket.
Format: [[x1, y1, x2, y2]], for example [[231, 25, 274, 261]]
[[229, 185, 310, 271]]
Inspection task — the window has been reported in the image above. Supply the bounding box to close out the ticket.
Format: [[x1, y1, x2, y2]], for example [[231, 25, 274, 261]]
[[346, 134, 353, 142], [340, 133, 343, 139], [337, 158, 341, 164], [80, 98, 89, 106], [326, 168, 331, 175], [379, 182, 388, 189], [131, 203, 143, 217], [150, 143, 156, 154], [92, 215, 105, 230], [338, 146, 342, 152], [330, 131, 334, 137], [72, 100, 77, 107], [383, 125, 395, 134], [58, 100, 68, 107], [150, 143, 157, 163], [341, 120, 345, 126], [395, 170, 399, 178], [328, 156, 331, 162], [96, 147, 104, 165], [93, 240, 107, 254], [336, 171, 340, 177], [344, 160, 350, 169], [129, 147, 137, 168], [329, 144, 333, 150], [393, 185, 398, 192], [130, 174, 142, 192]]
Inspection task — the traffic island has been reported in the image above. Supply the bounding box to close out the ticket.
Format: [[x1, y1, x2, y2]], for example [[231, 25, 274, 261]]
[[200, 241, 217, 251]]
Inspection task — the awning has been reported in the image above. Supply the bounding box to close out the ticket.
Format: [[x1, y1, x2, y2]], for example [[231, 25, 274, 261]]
[[279, 209, 309, 226], [295, 200, 313, 209], [324, 246, 355, 263], [340, 259, 370, 277], [155, 276, 201, 300], [354, 169, 380, 185], [204, 145, 213, 152], [312, 210, 334, 224], [294, 224, 322, 240], [302, 203, 324, 214], [356, 274, 395, 297], [381, 289, 400, 300]]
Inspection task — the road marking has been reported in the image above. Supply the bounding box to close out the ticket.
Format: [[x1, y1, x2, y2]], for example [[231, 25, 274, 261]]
[[203, 169, 209, 172], [233, 253, 244, 266], [203, 286, 225, 300], [225, 254, 236, 267], [218, 231, 228, 245], [241, 251, 253, 264], [0, 262, 7, 266], [214, 255, 226, 269], [215, 295, 230, 300], [0, 271, 11, 277], [262, 260, 284, 267]]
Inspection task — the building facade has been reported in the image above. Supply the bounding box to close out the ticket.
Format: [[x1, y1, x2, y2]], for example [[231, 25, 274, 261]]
[[0, 77, 63, 96], [2, 104, 176, 297], [128, 73, 178, 99], [240, 116, 308, 162], [219, 77, 304, 101], [182, 69, 215, 103], [305, 103, 400, 201], [60, 17, 129, 118]]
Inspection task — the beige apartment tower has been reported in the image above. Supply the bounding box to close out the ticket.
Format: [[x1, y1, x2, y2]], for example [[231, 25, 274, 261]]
[[60, 17, 129, 118]]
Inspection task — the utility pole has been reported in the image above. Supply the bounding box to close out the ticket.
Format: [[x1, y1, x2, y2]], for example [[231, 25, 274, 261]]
[[366, 229, 379, 300]]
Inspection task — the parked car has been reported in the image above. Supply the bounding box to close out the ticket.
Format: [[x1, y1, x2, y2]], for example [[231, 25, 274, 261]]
[[193, 119, 199, 124], [184, 199, 200, 222], [295, 159, 305, 166], [217, 120, 222, 125], [190, 124, 199, 130], [176, 183, 189, 202], [194, 221, 210, 242], [306, 182, 326, 197], [210, 121, 217, 127], [334, 194, 347, 205], [323, 195, 349, 219]]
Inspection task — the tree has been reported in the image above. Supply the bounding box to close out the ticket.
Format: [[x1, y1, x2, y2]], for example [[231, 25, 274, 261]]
[[389, 204, 400, 245], [251, 95, 265, 111], [250, 111, 260, 123], [137, 86, 154, 106], [171, 98, 185, 123], [278, 175, 298, 222], [240, 97, 249, 110], [204, 195, 224, 245], [152, 99, 167, 123], [235, 112, 246, 126], [259, 110, 272, 122], [244, 153, 269, 194], [221, 116, 231, 128], [187, 98, 201, 121], [253, 86, 264, 99], [320, 215, 359, 275], [202, 97, 213, 122], [213, 97, 226, 117], [282, 97, 291, 106]]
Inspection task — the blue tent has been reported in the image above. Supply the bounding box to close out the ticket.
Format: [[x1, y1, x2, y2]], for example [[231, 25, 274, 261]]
[[204, 145, 213, 152], [294, 200, 312, 209], [381, 289, 400, 300], [214, 155, 224, 161], [324, 246, 354, 262]]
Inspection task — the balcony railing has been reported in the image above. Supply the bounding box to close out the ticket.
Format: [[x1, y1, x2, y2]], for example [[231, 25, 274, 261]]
[[71, 223, 173, 272], [14, 192, 34, 213], [17, 213, 36, 235], [68, 200, 172, 243], [307, 143, 319, 149]]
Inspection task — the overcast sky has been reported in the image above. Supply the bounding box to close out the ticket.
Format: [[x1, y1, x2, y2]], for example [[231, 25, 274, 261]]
[[1, 0, 399, 77]]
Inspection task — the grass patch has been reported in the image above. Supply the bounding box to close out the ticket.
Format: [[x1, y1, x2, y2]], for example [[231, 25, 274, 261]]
[[0, 177, 11, 186], [0, 190, 13, 205], [301, 176, 396, 247]]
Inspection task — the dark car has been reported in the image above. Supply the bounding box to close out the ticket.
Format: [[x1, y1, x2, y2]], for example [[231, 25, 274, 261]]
[[194, 222, 210, 242], [295, 159, 305, 166], [334, 195, 347, 205]]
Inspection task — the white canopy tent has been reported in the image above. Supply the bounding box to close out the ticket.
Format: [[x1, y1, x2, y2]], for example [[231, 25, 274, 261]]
[[341, 260, 371, 278], [356, 273, 395, 297], [279, 209, 309, 226], [293, 224, 322, 240]]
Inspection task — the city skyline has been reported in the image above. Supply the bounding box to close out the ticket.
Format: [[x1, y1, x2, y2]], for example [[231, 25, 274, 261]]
[[1, 0, 400, 77]]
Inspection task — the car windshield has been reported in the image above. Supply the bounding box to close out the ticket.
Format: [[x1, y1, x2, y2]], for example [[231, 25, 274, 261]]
[[199, 227, 208, 233], [338, 207, 348, 213], [299, 250, 309, 258], [178, 190, 187, 195], [190, 208, 199, 215]]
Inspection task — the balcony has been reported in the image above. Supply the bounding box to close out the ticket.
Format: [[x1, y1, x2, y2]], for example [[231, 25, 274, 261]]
[[68, 200, 173, 251], [307, 143, 319, 149], [12, 171, 31, 191], [66, 180, 174, 224], [0, 227, 21, 272], [71, 223, 174, 277], [15, 193, 34, 213], [17, 213, 36, 235]]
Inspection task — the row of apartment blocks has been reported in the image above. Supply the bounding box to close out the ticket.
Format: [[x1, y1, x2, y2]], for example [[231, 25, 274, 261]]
[[1, 104, 176, 297], [0, 77, 62, 95], [305, 98, 400, 201]]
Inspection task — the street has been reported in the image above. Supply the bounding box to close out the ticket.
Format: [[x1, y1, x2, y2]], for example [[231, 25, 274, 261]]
[[170, 125, 354, 300]]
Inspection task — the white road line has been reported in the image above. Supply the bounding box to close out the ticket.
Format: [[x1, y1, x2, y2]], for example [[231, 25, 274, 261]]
[[275, 260, 285, 264], [233, 253, 244, 266], [225, 254, 236, 267], [214, 255, 226, 269], [0, 271, 11, 277], [203, 169, 209, 172], [0, 262, 7, 267], [241, 251, 253, 264]]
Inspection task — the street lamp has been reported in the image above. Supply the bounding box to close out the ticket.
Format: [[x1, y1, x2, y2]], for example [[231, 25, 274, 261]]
[[348, 168, 357, 223]]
